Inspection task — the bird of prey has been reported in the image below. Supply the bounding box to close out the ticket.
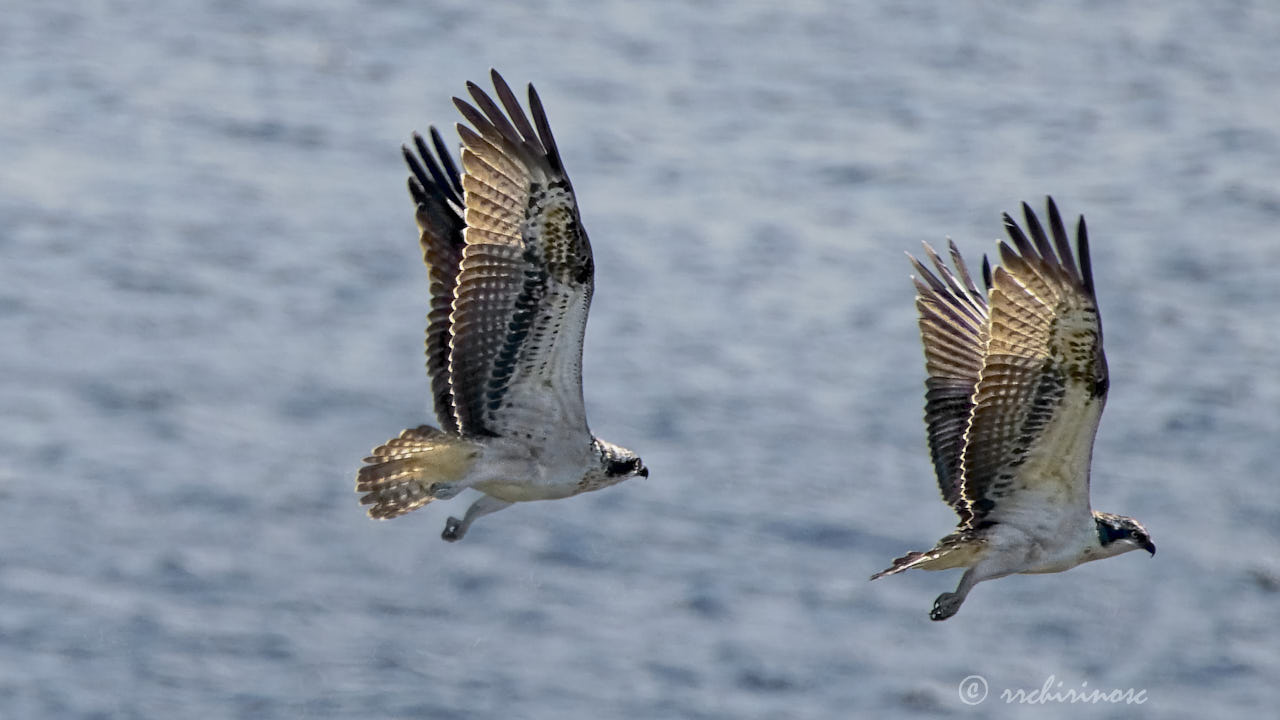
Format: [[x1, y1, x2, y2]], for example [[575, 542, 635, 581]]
[[356, 70, 647, 541], [871, 198, 1154, 620]]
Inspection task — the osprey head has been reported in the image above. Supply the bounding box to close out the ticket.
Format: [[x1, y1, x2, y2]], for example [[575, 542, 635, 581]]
[[594, 439, 648, 480], [1094, 512, 1155, 557]]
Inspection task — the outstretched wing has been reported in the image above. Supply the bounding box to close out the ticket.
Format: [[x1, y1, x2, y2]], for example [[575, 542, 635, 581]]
[[447, 70, 594, 440], [960, 197, 1108, 528], [908, 240, 991, 525], [403, 127, 466, 433]]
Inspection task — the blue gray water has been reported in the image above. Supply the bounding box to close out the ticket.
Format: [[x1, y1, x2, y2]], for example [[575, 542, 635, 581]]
[[2, 1, 1278, 718]]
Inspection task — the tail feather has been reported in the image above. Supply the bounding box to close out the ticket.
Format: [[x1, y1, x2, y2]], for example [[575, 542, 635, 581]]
[[870, 532, 985, 580], [356, 426, 480, 520], [870, 549, 937, 580]]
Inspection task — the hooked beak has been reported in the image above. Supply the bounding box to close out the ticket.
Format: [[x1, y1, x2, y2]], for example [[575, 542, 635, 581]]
[[638, 464, 649, 478], [1143, 540, 1156, 556]]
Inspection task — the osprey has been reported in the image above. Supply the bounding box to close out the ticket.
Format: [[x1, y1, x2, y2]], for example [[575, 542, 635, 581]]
[[872, 198, 1154, 620], [356, 71, 647, 541]]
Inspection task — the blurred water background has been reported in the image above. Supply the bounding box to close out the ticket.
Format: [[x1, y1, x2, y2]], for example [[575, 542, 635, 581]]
[[2, 1, 1278, 718]]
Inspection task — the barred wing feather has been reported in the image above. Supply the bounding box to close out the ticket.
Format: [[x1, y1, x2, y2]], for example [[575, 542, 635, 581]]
[[447, 70, 594, 441]]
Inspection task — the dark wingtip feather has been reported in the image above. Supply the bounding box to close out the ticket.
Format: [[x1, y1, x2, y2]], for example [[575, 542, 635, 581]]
[[454, 121, 483, 150], [981, 255, 992, 289], [490, 70, 540, 149], [1077, 215, 1095, 297], [403, 143, 429, 190], [488, 67, 504, 90], [452, 97, 490, 139], [526, 83, 564, 174], [1002, 211, 1034, 257], [910, 243, 957, 296], [1021, 201, 1056, 263], [428, 126, 462, 194], [947, 238, 983, 299], [467, 77, 524, 149], [907, 248, 946, 295], [922, 241, 973, 305], [1045, 195, 1082, 283], [404, 129, 462, 208], [406, 174, 428, 206]]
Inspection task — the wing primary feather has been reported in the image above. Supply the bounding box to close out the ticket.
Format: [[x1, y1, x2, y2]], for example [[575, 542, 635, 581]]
[[1021, 201, 1057, 265], [490, 70, 542, 150], [466, 80, 528, 151], [1045, 196, 1081, 282], [408, 129, 463, 208], [997, 241, 1024, 275], [405, 165, 430, 207], [909, 255, 985, 330], [453, 99, 495, 143], [947, 240, 985, 300], [911, 239, 991, 526], [923, 244, 971, 301], [403, 143, 430, 192], [455, 109, 538, 185], [402, 125, 467, 435], [1002, 212, 1035, 257], [527, 84, 565, 175], [921, 244, 986, 325], [908, 251, 949, 294], [429, 127, 463, 197], [454, 124, 502, 169], [1077, 215, 1095, 298]]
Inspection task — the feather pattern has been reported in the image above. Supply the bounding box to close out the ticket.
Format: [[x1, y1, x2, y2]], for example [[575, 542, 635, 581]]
[[356, 71, 646, 533], [958, 198, 1107, 527], [403, 127, 466, 433], [907, 198, 1106, 528], [872, 199, 1148, 620], [356, 426, 480, 519], [910, 241, 991, 523], [447, 70, 593, 439]]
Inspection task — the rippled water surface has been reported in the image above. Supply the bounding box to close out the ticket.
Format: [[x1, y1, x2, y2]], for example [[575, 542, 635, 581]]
[[2, 1, 1278, 718]]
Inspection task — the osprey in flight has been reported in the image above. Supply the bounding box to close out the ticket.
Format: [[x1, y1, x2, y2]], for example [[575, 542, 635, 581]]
[[356, 71, 647, 541], [872, 198, 1154, 620]]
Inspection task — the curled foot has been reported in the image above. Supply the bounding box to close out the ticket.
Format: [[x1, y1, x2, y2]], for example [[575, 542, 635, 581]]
[[441, 517, 465, 542], [930, 591, 963, 621]]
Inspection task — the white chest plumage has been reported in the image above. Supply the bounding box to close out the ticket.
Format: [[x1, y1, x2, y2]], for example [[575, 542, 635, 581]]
[[468, 435, 595, 502], [984, 511, 1100, 576]]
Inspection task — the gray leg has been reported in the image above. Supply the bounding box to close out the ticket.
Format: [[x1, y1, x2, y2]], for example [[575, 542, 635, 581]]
[[442, 495, 512, 542], [931, 567, 980, 621]]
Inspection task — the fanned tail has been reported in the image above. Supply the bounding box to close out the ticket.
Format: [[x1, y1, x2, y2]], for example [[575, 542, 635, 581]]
[[356, 426, 480, 519]]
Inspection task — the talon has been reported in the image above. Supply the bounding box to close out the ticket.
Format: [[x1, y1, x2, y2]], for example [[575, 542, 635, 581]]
[[930, 592, 962, 621], [442, 517, 463, 542]]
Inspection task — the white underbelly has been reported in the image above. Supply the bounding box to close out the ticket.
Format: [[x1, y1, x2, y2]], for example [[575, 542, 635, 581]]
[[988, 516, 1097, 575], [475, 481, 581, 502], [467, 439, 590, 502]]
